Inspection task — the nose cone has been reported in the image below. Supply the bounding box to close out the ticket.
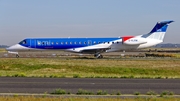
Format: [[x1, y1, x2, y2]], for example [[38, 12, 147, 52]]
[[6, 44, 26, 51]]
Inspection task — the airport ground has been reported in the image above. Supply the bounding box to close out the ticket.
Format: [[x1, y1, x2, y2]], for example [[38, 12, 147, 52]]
[[0, 48, 180, 100], [0, 78, 179, 101], [0, 52, 180, 78]]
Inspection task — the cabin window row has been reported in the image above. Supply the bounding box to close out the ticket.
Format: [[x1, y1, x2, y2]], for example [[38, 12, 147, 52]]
[[47, 41, 120, 45]]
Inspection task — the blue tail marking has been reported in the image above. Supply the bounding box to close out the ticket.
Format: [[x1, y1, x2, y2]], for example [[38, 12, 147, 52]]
[[150, 20, 174, 33], [142, 20, 174, 38]]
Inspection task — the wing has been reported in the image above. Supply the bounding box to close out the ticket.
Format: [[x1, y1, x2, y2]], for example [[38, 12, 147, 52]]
[[66, 44, 111, 54], [80, 47, 110, 54]]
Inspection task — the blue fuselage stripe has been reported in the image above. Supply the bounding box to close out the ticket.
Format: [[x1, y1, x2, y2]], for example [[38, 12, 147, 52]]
[[19, 38, 121, 49]]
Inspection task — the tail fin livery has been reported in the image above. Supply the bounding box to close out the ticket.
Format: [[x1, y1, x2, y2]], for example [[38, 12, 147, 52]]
[[142, 20, 174, 41]]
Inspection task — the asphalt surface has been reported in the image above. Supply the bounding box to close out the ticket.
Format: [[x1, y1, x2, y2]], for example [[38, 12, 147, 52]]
[[0, 77, 179, 94]]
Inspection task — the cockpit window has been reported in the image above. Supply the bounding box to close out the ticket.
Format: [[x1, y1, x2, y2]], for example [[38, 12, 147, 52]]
[[19, 40, 27, 44]]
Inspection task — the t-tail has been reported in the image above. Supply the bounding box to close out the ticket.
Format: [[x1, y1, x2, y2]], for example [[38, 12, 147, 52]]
[[142, 20, 174, 41]]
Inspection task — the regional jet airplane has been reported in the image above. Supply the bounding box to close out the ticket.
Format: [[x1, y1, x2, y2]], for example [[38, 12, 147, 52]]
[[6, 20, 174, 58]]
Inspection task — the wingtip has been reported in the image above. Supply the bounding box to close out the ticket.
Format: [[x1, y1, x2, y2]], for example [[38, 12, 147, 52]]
[[158, 20, 174, 24]]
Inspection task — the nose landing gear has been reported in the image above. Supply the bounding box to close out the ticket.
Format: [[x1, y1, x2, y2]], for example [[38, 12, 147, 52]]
[[7, 51, 19, 58]]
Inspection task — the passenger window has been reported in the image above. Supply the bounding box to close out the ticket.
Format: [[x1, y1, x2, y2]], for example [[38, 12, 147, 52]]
[[52, 42, 54, 45], [88, 41, 91, 44], [112, 42, 114, 44], [79, 42, 81, 44], [61, 42, 64, 45], [70, 42, 72, 44], [94, 41, 96, 44], [84, 42, 86, 44], [74, 42, 76, 44], [65, 42, 68, 44], [56, 42, 58, 45]]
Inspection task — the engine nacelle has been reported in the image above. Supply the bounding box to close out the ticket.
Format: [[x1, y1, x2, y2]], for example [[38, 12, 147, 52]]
[[122, 37, 147, 45]]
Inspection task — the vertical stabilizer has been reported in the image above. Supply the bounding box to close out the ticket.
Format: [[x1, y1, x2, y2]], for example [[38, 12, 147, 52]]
[[142, 20, 174, 41]]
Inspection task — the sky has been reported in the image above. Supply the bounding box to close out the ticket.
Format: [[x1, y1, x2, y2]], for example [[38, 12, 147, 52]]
[[0, 0, 179, 45]]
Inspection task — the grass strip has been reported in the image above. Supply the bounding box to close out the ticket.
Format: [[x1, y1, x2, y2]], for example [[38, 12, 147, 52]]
[[0, 96, 179, 101], [0, 58, 180, 78]]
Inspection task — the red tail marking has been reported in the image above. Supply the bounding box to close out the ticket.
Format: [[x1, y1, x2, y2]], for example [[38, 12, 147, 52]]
[[122, 36, 134, 42]]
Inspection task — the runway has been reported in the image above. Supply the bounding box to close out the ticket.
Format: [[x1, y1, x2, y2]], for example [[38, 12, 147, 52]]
[[0, 77, 179, 94]]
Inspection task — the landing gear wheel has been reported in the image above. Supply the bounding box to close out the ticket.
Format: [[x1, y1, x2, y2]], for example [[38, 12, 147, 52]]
[[98, 55, 103, 58], [94, 53, 103, 59], [16, 54, 19, 58]]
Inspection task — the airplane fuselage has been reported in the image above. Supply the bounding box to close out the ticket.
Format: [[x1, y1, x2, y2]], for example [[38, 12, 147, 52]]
[[6, 20, 174, 58], [7, 37, 162, 53]]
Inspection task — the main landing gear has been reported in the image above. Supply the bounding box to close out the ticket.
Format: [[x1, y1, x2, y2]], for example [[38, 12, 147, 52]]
[[94, 53, 103, 59], [16, 54, 19, 58]]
